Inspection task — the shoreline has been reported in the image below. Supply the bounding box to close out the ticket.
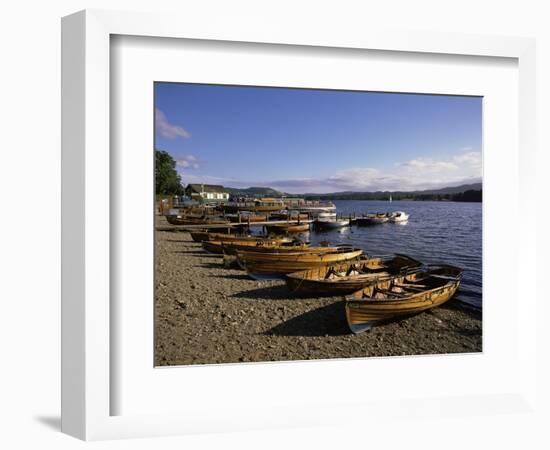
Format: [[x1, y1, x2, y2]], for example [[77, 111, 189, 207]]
[[155, 218, 482, 366]]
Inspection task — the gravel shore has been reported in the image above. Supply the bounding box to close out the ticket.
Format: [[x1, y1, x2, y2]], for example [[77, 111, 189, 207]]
[[155, 218, 482, 366]]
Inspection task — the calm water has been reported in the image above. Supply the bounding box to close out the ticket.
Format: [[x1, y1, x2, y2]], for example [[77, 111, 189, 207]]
[[300, 200, 482, 309]]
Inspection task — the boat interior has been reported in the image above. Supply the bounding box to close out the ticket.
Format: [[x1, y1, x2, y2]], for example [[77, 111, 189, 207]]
[[360, 271, 458, 300]]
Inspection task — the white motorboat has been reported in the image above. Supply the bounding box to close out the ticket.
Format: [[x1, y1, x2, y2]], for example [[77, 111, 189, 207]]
[[388, 211, 409, 222], [296, 201, 336, 216], [314, 218, 350, 230], [317, 211, 337, 220]]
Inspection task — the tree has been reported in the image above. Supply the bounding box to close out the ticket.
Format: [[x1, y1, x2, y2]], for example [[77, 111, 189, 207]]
[[155, 149, 184, 195]]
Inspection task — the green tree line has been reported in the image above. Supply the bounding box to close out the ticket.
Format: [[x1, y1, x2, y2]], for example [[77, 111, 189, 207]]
[[155, 149, 184, 195], [304, 189, 482, 202]]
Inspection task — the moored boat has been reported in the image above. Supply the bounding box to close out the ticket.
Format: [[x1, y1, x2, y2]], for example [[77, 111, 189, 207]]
[[317, 211, 337, 220], [314, 218, 350, 230], [237, 247, 363, 279], [269, 211, 310, 221], [345, 265, 463, 333], [388, 211, 409, 223], [190, 230, 235, 242], [222, 198, 286, 213], [202, 239, 310, 255], [264, 223, 310, 234], [355, 213, 389, 225], [295, 201, 336, 218], [166, 215, 229, 226], [285, 254, 422, 296], [191, 232, 293, 244], [226, 213, 268, 223], [190, 228, 250, 242]]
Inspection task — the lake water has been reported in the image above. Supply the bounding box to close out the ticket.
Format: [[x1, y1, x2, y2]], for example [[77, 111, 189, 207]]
[[303, 200, 482, 310]]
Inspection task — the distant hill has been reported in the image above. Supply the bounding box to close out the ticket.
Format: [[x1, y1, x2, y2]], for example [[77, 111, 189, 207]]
[[223, 182, 482, 202], [303, 182, 482, 202], [423, 183, 482, 195], [303, 183, 482, 198], [225, 186, 288, 197]]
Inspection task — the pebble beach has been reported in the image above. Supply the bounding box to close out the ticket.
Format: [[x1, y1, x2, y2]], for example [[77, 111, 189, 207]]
[[154, 217, 482, 366]]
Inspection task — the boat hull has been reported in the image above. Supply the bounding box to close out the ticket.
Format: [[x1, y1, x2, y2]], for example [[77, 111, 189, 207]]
[[238, 248, 364, 279], [191, 232, 292, 243], [317, 212, 337, 219], [190, 230, 238, 242], [202, 240, 311, 255], [314, 219, 350, 230], [355, 216, 388, 225], [166, 215, 228, 226], [285, 255, 422, 296], [265, 223, 310, 234], [222, 204, 285, 213], [227, 214, 268, 223], [388, 211, 409, 223], [270, 212, 310, 221], [345, 266, 462, 333]]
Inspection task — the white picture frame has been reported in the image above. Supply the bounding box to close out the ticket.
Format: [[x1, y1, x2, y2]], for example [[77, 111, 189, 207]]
[[61, 9, 538, 441]]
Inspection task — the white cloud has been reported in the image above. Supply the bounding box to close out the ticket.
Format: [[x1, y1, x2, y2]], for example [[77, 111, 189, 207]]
[[177, 149, 482, 194], [399, 158, 458, 172], [176, 154, 199, 169], [453, 151, 481, 168], [155, 108, 191, 139]]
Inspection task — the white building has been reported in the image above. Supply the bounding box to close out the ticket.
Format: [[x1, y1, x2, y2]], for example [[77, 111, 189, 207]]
[[185, 184, 230, 204]]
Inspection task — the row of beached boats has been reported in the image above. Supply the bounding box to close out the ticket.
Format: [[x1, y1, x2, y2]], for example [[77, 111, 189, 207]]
[[167, 213, 409, 232], [166, 209, 409, 230], [191, 230, 463, 333]]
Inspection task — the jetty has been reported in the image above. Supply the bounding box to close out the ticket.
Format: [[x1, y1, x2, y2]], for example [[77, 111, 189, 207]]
[[156, 218, 315, 232]]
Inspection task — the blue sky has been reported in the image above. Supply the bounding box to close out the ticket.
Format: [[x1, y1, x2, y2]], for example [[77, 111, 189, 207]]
[[155, 83, 482, 193]]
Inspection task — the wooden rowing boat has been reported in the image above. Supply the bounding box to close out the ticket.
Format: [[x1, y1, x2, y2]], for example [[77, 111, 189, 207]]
[[202, 239, 309, 255], [222, 243, 338, 266], [269, 212, 310, 221], [345, 265, 463, 333], [166, 215, 229, 226], [226, 214, 268, 223], [237, 247, 364, 279], [264, 223, 310, 234], [285, 254, 422, 296], [189, 230, 235, 242], [190, 232, 293, 244], [222, 198, 286, 213]]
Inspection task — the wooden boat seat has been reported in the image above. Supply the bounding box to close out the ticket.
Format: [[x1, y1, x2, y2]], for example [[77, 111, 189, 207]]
[[395, 283, 427, 290], [372, 288, 409, 298], [327, 272, 387, 282]]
